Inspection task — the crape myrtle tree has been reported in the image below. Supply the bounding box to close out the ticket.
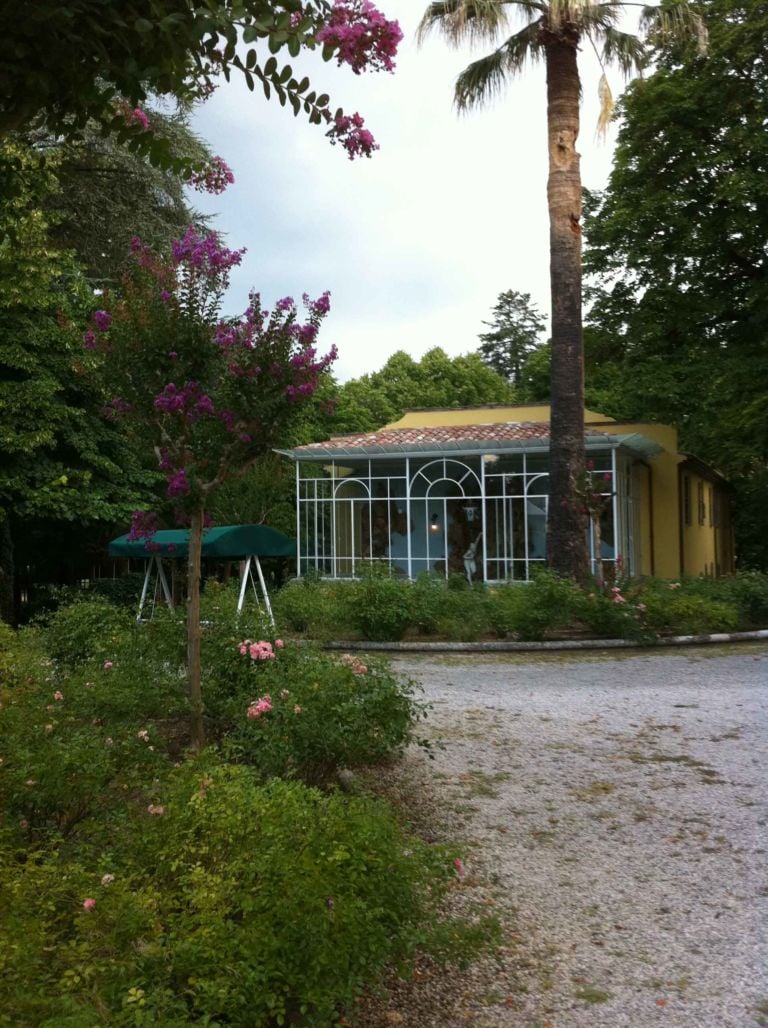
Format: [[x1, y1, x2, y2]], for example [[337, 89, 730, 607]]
[[0, 0, 403, 168], [86, 228, 337, 749], [418, 0, 707, 579]]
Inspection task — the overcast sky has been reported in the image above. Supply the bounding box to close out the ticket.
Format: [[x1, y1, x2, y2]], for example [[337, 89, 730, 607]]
[[191, 0, 625, 382]]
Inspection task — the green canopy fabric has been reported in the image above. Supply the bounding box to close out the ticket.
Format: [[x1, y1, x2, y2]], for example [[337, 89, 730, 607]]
[[108, 524, 295, 560]]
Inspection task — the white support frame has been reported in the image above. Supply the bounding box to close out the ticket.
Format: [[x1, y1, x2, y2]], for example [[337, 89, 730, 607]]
[[136, 555, 173, 622], [237, 555, 276, 627]]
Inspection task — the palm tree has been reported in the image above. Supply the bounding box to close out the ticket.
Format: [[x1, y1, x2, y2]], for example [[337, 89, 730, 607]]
[[418, 0, 706, 579]]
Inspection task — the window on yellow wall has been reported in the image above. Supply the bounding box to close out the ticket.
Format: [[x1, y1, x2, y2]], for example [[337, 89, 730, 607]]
[[683, 475, 692, 526], [708, 486, 713, 527], [697, 482, 705, 525]]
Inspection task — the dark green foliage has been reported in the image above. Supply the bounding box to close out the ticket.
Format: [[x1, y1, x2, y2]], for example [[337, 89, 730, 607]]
[[350, 567, 415, 641], [0, 598, 477, 1025], [477, 289, 546, 383], [272, 576, 357, 639], [330, 348, 514, 434], [40, 598, 135, 669], [0, 764, 460, 1026], [40, 107, 212, 287], [640, 591, 740, 637], [568, 581, 654, 641], [273, 571, 768, 642], [491, 571, 576, 642], [582, 0, 768, 567], [0, 0, 337, 163]]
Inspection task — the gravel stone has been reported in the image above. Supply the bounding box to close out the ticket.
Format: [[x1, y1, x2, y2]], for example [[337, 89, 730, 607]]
[[367, 644, 768, 1027]]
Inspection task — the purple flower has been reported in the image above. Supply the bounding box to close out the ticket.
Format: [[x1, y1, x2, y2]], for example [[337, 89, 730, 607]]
[[187, 156, 235, 195], [128, 510, 160, 542], [317, 0, 402, 75], [83, 330, 97, 350], [93, 310, 112, 332], [166, 469, 190, 498], [326, 112, 378, 159], [170, 226, 245, 276]]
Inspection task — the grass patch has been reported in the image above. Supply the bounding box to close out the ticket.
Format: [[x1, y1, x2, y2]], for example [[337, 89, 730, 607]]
[[574, 986, 612, 1004]]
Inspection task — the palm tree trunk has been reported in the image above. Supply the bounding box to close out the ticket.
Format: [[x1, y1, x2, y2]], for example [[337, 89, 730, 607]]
[[544, 33, 589, 580], [187, 507, 205, 751]]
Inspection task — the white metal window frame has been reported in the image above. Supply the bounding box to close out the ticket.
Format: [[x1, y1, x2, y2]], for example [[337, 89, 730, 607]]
[[294, 448, 627, 582]]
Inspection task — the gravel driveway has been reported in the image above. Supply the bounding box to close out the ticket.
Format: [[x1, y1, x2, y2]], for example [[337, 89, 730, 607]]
[[379, 644, 768, 1027]]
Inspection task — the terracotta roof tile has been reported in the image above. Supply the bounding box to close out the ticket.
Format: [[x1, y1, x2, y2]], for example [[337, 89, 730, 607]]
[[284, 422, 624, 459], [292, 421, 553, 453]]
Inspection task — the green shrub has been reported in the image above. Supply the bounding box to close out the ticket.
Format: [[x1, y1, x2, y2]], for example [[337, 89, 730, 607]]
[[0, 666, 177, 835], [491, 571, 576, 641], [42, 598, 134, 669], [410, 573, 448, 635], [0, 763, 459, 1027], [485, 584, 526, 638], [0, 623, 46, 688], [720, 572, 768, 628], [641, 591, 740, 635], [349, 568, 413, 641], [273, 577, 353, 640]]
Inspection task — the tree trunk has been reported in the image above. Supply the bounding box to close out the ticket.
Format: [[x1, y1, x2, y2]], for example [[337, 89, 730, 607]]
[[187, 507, 205, 751], [544, 34, 589, 580], [0, 514, 15, 625]]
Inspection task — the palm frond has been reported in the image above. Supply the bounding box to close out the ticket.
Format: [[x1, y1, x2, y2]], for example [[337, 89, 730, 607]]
[[640, 2, 709, 54], [595, 72, 614, 138], [454, 20, 544, 110], [594, 24, 648, 76], [417, 0, 510, 47]]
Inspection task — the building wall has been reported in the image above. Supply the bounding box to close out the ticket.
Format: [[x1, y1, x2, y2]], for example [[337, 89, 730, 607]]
[[389, 405, 613, 428], [596, 421, 683, 578]]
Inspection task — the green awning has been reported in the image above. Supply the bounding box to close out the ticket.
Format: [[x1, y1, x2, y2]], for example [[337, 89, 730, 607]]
[[108, 524, 296, 560]]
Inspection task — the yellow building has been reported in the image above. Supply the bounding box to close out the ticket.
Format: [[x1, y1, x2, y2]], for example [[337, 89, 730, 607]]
[[279, 405, 733, 581]]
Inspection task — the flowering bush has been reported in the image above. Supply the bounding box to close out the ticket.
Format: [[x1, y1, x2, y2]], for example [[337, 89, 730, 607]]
[[0, 762, 462, 1026], [204, 637, 426, 783]]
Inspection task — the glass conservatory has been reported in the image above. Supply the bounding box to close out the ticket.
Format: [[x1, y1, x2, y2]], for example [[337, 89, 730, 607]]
[[278, 421, 663, 583]]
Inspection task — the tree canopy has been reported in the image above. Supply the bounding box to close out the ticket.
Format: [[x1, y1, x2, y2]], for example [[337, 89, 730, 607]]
[[35, 106, 213, 286], [330, 348, 514, 433], [583, 0, 768, 565], [477, 289, 546, 383]]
